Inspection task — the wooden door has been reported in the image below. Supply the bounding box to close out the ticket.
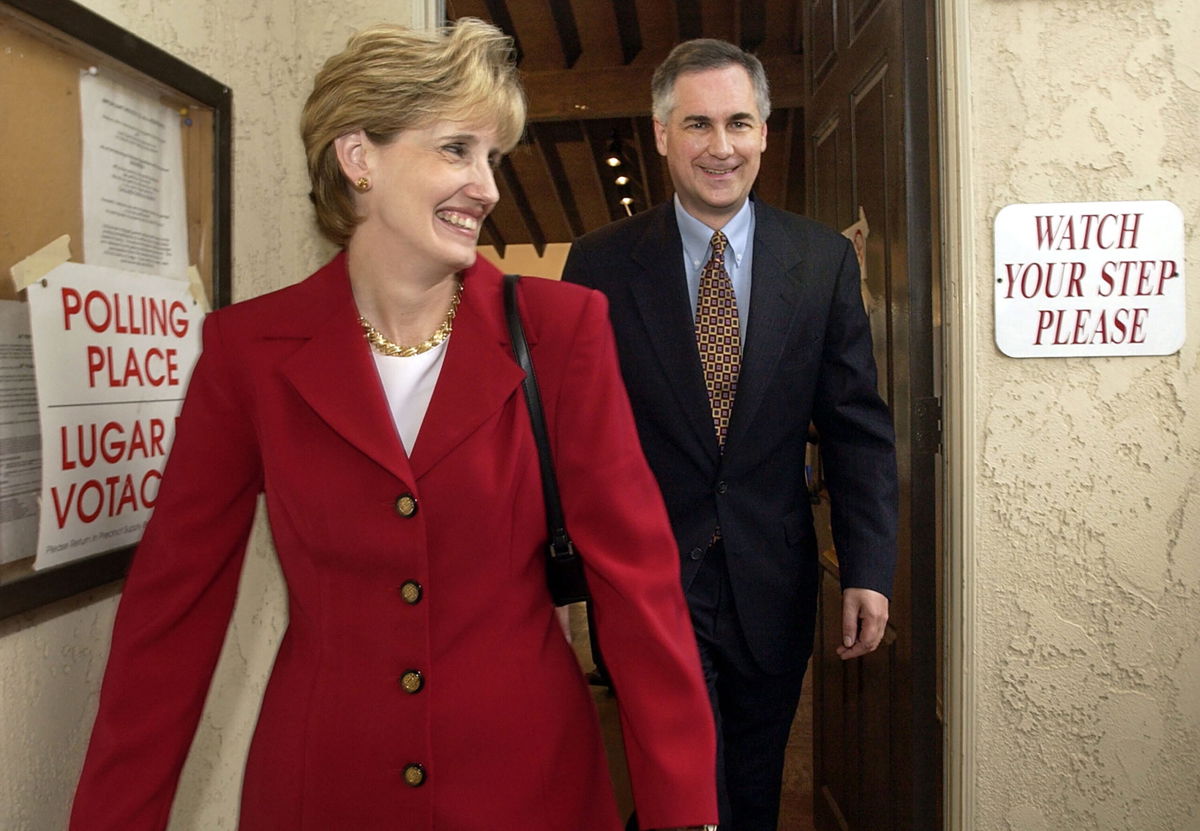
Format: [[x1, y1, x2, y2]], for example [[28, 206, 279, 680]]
[[803, 0, 942, 828]]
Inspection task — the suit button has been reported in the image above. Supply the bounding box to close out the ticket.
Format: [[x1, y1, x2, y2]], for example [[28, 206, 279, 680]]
[[716, 481, 728, 494], [689, 547, 703, 561], [395, 493, 418, 517], [399, 669, 425, 694], [403, 763, 426, 787], [399, 581, 423, 604]]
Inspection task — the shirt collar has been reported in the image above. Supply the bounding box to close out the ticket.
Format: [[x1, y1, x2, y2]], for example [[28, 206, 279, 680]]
[[673, 194, 755, 269]]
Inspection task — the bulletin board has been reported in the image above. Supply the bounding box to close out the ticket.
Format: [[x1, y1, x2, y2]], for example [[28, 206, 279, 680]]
[[0, 0, 231, 619]]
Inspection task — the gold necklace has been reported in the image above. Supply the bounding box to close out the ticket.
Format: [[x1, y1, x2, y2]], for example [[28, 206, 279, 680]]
[[359, 281, 463, 357]]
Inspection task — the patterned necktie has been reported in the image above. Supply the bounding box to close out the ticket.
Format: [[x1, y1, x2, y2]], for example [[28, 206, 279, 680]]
[[695, 230, 741, 447]]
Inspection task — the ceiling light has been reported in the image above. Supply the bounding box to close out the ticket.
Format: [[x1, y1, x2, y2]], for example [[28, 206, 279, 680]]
[[617, 181, 634, 208], [604, 133, 624, 168]]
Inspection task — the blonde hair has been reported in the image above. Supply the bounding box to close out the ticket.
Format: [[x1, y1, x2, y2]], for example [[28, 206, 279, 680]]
[[302, 18, 526, 246]]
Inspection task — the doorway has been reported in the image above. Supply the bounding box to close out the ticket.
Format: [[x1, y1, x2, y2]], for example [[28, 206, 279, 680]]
[[452, 2, 944, 827]]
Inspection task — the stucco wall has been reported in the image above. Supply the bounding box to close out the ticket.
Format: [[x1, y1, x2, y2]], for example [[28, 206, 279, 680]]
[[967, 1, 1200, 828], [0, 2, 426, 828]]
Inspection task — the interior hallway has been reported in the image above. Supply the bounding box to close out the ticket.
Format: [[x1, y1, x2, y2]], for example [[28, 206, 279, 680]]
[[582, 601, 815, 831]]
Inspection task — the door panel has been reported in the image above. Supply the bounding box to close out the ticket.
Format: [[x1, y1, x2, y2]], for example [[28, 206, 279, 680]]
[[805, 0, 940, 828], [849, 60, 895, 402], [850, 0, 886, 36], [809, 0, 838, 87], [811, 116, 843, 230]]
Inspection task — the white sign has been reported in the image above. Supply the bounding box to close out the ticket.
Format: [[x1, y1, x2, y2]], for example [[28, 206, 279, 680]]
[[80, 73, 189, 281], [994, 200, 1185, 357], [26, 262, 202, 569]]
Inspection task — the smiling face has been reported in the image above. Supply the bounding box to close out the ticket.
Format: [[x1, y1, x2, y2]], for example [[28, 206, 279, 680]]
[[654, 65, 767, 230], [347, 119, 502, 276]]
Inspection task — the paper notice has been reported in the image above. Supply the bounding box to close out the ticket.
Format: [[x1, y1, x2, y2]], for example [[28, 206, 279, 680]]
[[0, 301, 40, 566], [79, 73, 189, 281]]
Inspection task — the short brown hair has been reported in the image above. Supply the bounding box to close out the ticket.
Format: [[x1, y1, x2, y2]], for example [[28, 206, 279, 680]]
[[651, 39, 771, 124], [302, 18, 526, 246]]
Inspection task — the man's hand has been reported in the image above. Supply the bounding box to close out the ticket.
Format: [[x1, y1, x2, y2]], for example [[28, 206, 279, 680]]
[[837, 588, 889, 660]]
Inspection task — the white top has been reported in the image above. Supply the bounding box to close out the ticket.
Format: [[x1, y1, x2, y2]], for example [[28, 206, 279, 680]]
[[371, 337, 449, 454]]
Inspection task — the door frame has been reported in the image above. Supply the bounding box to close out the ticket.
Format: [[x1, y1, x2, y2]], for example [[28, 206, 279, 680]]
[[935, 0, 977, 828], [806, 0, 944, 824], [901, 0, 943, 825]]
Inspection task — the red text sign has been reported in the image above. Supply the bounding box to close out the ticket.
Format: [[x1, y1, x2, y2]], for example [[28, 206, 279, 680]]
[[994, 201, 1185, 357]]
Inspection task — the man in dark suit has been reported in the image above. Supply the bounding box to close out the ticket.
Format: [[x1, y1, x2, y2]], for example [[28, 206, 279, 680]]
[[562, 38, 898, 831]]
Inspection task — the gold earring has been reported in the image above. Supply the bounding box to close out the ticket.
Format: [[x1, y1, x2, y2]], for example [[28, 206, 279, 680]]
[[354, 177, 371, 192]]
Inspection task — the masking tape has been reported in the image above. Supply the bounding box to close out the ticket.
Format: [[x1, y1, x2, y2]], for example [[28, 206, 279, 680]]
[[11, 235, 71, 291], [186, 265, 211, 314]]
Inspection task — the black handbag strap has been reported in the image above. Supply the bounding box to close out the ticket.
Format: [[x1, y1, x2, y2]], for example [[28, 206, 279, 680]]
[[503, 274, 573, 560]]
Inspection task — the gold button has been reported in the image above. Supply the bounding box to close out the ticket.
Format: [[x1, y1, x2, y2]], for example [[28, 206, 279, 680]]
[[403, 763, 426, 787], [394, 493, 418, 517], [399, 581, 423, 604], [399, 670, 424, 694]]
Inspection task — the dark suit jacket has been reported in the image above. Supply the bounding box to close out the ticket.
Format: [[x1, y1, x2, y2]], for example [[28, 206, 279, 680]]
[[70, 252, 717, 830], [562, 199, 898, 673]]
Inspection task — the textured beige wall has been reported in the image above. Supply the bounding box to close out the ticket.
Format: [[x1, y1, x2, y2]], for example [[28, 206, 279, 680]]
[[965, 1, 1200, 828], [0, 2, 426, 829]]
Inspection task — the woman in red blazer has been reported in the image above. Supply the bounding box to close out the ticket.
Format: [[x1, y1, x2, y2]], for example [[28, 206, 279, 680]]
[[70, 19, 716, 831]]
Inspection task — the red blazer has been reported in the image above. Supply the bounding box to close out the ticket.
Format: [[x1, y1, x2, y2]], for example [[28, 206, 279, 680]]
[[70, 253, 718, 831]]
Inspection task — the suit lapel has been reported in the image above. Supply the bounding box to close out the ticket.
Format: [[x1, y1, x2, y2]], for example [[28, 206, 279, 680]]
[[278, 255, 413, 484], [725, 202, 804, 453], [630, 204, 720, 461], [276, 255, 523, 486], [407, 261, 525, 480]]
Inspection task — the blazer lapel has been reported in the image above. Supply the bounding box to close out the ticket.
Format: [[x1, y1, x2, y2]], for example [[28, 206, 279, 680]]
[[408, 258, 526, 480], [725, 202, 804, 453], [279, 255, 413, 484], [630, 204, 720, 461]]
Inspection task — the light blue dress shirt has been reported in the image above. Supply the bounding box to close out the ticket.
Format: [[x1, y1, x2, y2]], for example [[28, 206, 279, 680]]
[[674, 194, 756, 343]]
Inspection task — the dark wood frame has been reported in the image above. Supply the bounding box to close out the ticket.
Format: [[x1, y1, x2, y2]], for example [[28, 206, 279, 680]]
[[805, 0, 942, 827], [0, 0, 231, 620]]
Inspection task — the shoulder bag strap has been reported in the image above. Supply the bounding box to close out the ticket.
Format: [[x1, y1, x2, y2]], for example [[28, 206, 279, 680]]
[[503, 274, 574, 561]]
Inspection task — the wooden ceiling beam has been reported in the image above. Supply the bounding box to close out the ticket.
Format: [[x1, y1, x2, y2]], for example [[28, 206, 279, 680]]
[[612, 0, 642, 65], [497, 156, 547, 255], [527, 123, 586, 239], [632, 0, 678, 59], [557, 121, 616, 234], [583, 120, 626, 223], [547, 0, 582, 68], [623, 116, 656, 214], [482, 216, 506, 256], [571, 0, 624, 68], [481, 0, 523, 63], [522, 53, 805, 121], [632, 116, 668, 206]]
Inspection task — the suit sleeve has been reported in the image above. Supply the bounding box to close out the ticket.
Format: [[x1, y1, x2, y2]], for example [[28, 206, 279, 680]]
[[544, 288, 719, 830], [811, 237, 899, 596], [70, 311, 264, 831]]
